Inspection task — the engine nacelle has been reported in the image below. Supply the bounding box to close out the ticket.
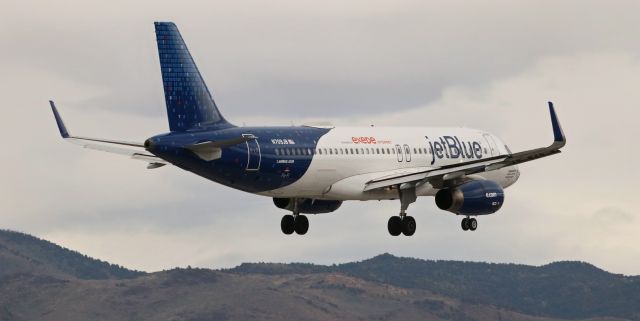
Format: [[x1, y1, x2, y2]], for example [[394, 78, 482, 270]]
[[273, 198, 342, 214], [435, 180, 504, 215]]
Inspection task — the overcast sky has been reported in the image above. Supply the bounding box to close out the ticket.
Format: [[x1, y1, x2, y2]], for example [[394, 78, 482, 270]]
[[1, 0, 639, 274]]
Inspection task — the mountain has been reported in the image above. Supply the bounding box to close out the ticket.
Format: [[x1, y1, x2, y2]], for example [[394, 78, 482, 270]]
[[0, 229, 638, 321], [0, 229, 144, 280], [231, 254, 640, 320]]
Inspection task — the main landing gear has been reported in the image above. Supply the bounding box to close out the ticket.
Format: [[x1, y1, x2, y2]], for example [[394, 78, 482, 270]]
[[281, 214, 309, 235], [387, 215, 416, 236], [280, 199, 309, 235], [388, 183, 418, 236], [461, 217, 478, 231]]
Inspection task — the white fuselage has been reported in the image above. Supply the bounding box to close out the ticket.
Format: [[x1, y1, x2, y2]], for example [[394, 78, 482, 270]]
[[261, 126, 520, 200]]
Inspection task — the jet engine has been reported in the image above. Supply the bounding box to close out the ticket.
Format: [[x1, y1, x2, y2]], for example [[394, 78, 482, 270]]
[[435, 180, 504, 215], [273, 198, 342, 214]]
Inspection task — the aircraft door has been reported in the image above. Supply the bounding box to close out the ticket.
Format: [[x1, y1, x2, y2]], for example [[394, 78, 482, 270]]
[[483, 134, 498, 156], [243, 134, 261, 171], [403, 144, 411, 162], [395, 144, 403, 162]]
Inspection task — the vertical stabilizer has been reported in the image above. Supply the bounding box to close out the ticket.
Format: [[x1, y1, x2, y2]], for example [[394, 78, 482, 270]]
[[154, 22, 232, 131]]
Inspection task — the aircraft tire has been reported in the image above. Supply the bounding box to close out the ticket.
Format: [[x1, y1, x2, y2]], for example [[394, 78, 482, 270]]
[[388, 216, 402, 236], [469, 218, 478, 231], [402, 216, 416, 236], [461, 218, 470, 231], [281, 215, 295, 235], [294, 215, 309, 235]]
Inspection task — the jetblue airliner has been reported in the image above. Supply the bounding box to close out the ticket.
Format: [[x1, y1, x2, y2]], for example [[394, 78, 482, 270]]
[[50, 22, 566, 236]]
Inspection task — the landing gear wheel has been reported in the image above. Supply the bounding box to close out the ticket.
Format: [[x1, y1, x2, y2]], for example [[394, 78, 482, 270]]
[[281, 215, 295, 235], [294, 215, 309, 235], [461, 218, 470, 231], [402, 216, 416, 236], [388, 216, 402, 236], [469, 218, 478, 231]]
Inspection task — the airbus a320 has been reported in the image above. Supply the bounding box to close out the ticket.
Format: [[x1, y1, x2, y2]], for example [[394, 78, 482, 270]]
[[50, 22, 566, 236]]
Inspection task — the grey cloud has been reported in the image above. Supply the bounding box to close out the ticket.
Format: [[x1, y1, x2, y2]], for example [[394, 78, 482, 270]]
[[592, 207, 635, 223], [3, 1, 640, 119]]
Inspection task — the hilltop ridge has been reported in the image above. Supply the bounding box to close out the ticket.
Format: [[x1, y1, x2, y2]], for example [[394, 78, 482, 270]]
[[0, 230, 638, 321], [0, 229, 144, 280]]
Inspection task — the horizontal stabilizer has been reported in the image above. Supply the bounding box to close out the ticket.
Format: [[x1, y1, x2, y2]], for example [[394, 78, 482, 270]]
[[49, 100, 169, 167]]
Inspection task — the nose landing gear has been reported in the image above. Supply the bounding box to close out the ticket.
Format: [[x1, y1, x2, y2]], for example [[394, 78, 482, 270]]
[[461, 217, 478, 231]]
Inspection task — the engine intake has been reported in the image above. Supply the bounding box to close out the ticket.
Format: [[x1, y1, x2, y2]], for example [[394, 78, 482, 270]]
[[273, 198, 342, 214], [435, 180, 504, 215]]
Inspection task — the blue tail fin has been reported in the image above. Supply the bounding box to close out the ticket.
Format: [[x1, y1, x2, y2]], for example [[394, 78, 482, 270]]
[[154, 22, 233, 131]]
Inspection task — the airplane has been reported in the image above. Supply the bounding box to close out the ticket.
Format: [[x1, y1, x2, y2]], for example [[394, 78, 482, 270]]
[[49, 22, 566, 236]]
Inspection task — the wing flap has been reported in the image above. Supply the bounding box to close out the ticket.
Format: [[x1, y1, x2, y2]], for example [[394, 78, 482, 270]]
[[364, 157, 507, 191]]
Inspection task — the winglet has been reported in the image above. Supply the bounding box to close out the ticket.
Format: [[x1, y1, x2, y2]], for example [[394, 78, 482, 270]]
[[49, 100, 70, 138], [548, 101, 565, 144]]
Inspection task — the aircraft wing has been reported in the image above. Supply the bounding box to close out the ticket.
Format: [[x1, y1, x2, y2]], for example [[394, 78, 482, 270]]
[[364, 102, 566, 191], [49, 101, 169, 168]]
